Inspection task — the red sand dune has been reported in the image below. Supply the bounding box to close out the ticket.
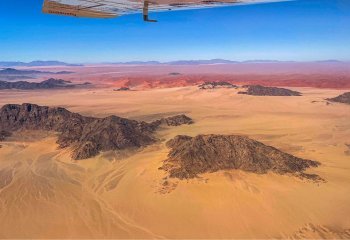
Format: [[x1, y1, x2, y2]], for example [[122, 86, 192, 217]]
[[106, 74, 350, 89], [20, 62, 350, 89]]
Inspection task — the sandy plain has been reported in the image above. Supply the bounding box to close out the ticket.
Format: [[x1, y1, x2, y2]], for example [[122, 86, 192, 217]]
[[0, 84, 350, 238]]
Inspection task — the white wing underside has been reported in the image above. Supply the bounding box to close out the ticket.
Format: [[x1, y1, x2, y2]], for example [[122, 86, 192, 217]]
[[42, 0, 287, 19]]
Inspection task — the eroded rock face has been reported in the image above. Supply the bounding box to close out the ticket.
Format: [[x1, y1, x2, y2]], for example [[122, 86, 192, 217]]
[[238, 85, 302, 96], [327, 92, 350, 105], [0, 103, 192, 160], [160, 134, 321, 180], [198, 81, 237, 90]]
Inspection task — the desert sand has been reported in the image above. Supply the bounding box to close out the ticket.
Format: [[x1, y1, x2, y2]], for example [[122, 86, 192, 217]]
[[0, 84, 350, 238]]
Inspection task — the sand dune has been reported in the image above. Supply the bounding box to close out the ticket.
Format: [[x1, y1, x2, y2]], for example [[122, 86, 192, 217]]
[[16, 63, 350, 89], [0, 86, 350, 238]]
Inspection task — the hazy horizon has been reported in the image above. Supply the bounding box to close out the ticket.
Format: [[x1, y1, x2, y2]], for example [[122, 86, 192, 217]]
[[1, 58, 350, 65]]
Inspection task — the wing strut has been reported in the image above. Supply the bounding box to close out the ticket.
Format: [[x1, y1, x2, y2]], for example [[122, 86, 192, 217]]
[[143, 1, 157, 22]]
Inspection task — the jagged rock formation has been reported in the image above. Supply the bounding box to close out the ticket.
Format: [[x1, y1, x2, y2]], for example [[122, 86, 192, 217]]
[[198, 81, 238, 90], [327, 92, 350, 105], [0, 103, 192, 160], [160, 134, 321, 180], [0, 78, 90, 90], [150, 114, 194, 128], [238, 85, 302, 96]]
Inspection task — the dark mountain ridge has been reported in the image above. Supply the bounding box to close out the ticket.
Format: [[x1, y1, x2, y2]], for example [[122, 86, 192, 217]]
[[0, 68, 74, 75], [0, 78, 90, 90], [0, 103, 193, 160]]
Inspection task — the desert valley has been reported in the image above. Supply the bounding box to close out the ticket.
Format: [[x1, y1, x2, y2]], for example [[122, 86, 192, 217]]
[[0, 62, 350, 238]]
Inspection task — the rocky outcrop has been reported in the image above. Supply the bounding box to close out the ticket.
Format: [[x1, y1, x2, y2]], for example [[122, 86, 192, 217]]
[[160, 134, 321, 180], [0, 103, 191, 160], [327, 92, 350, 105], [113, 87, 130, 91], [0, 78, 90, 90], [64, 116, 156, 160], [150, 114, 194, 128], [198, 81, 237, 90], [0, 103, 91, 132], [238, 85, 302, 96]]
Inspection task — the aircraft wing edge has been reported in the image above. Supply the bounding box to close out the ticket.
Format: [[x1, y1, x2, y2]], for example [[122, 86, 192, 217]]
[[42, 0, 118, 18]]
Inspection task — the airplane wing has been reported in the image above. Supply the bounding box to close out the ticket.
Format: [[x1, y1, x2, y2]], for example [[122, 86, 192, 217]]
[[42, 0, 287, 21]]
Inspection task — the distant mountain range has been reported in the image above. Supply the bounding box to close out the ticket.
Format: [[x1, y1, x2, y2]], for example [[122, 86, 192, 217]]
[[108, 59, 346, 65], [0, 61, 82, 67], [0, 78, 91, 90], [0, 68, 74, 81], [111, 59, 241, 65], [0, 68, 73, 75], [0, 59, 346, 67]]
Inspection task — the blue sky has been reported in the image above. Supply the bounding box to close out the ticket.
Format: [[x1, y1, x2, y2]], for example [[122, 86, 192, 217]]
[[0, 0, 349, 63]]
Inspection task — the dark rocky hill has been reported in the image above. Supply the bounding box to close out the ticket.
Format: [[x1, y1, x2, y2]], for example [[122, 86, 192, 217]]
[[0, 78, 89, 90], [150, 114, 194, 128], [113, 87, 131, 91], [198, 81, 238, 89], [0, 103, 92, 132], [327, 92, 350, 105], [64, 116, 156, 160], [238, 85, 302, 96], [160, 134, 321, 180], [0, 103, 192, 160]]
